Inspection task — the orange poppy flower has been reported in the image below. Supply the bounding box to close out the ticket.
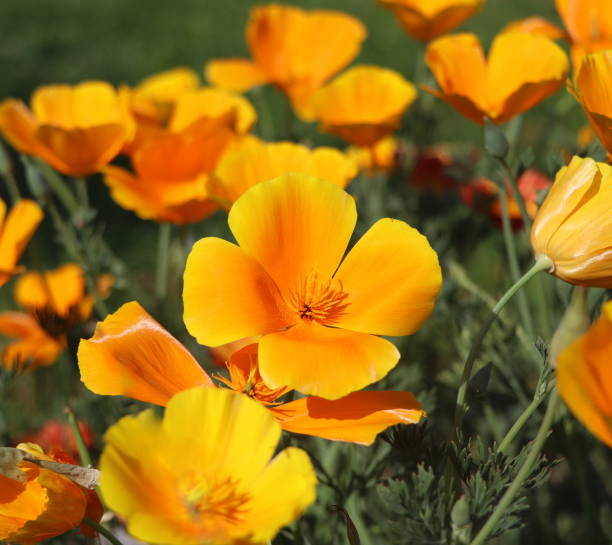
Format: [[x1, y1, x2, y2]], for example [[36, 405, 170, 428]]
[[0, 81, 134, 176], [0, 199, 43, 288], [18, 420, 94, 460], [0, 264, 95, 370], [0, 443, 102, 545], [78, 301, 426, 445], [346, 136, 400, 175], [100, 387, 316, 545], [311, 65, 418, 146], [208, 137, 357, 209], [376, 0, 484, 42], [424, 31, 569, 125], [555, 0, 612, 69], [183, 173, 442, 399], [531, 156, 612, 288], [206, 4, 366, 119], [501, 17, 567, 41], [557, 300, 612, 447], [570, 51, 612, 160]]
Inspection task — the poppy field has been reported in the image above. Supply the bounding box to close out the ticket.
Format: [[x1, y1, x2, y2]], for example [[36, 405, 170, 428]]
[[1, 1, 612, 544]]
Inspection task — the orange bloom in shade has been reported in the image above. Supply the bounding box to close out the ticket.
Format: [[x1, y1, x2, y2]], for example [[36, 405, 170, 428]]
[[183, 173, 442, 399], [18, 421, 94, 459], [311, 65, 417, 147], [557, 300, 612, 447], [376, 0, 484, 42], [0, 264, 95, 370], [555, 0, 612, 69], [0, 81, 133, 176], [424, 31, 569, 125], [0, 199, 43, 288], [570, 51, 612, 160], [409, 146, 458, 193], [78, 302, 425, 445], [206, 4, 366, 119], [208, 137, 357, 209], [501, 17, 567, 41], [531, 156, 612, 288], [0, 443, 102, 545], [100, 387, 316, 545], [346, 136, 400, 175]]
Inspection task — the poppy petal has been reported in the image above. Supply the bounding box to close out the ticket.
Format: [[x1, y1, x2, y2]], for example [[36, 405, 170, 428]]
[[205, 59, 270, 93]]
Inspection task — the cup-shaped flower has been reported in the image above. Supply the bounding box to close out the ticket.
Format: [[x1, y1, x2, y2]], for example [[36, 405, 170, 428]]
[[78, 301, 426, 445], [208, 137, 357, 208], [311, 66, 417, 146], [376, 0, 484, 42], [0, 199, 43, 288], [206, 4, 366, 119], [0, 82, 134, 176], [100, 387, 316, 545], [0, 443, 102, 545], [424, 31, 568, 124], [557, 300, 612, 446], [570, 51, 612, 160], [531, 156, 612, 288], [183, 173, 442, 399]]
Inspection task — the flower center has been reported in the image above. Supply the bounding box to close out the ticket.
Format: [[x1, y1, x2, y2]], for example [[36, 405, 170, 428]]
[[287, 272, 349, 326], [184, 477, 250, 524]]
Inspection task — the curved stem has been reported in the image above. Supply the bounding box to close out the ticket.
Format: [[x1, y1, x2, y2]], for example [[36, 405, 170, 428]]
[[82, 517, 125, 545], [469, 389, 560, 545], [35, 159, 80, 215], [500, 157, 531, 231]]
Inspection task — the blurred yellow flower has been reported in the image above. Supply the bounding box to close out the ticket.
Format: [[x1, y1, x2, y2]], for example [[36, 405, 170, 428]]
[[0, 81, 134, 176], [557, 300, 612, 447], [376, 0, 484, 42], [206, 4, 366, 119], [100, 387, 316, 545], [346, 136, 400, 175], [425, 31, 568, 124], [311, 65, 417, 146], [531, 156, 612, 288], [0, 199, 43, 288]]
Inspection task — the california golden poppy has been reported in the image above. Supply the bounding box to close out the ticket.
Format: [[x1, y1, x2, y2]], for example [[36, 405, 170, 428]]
[[501, 17, 566, 41], [531, 156, 612, 288], [376, 0, 484, 42], [0, 199, 43, 288], [557, 300, 612, 447], [100, 387, 316, 544], [0, 81, 134, 176], [346, 136, 400, 174], [208, 137, 357, 208], [311, 65, 417, 147], [78, 301, 425, 445], [183, 173, 442, 399], [424, 31, 569, 124], [570, 51, 612, 160], [206, 4, 366, 119], [0, 443, 102, 545]]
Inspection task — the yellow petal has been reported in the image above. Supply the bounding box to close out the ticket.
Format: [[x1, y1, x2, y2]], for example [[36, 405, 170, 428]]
[[134, 67, 200, 104], [205, 59, 269, 93]]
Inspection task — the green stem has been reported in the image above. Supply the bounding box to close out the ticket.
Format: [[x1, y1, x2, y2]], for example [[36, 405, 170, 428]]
[[252, 87, 275, 141], [3, 170, 21, 203], [469, 389, 560, 545], [35, 159, 80, 215], [75, 176, 90, 211], [65, 407, 92, 467], [500, 157, 532, 232], [155, 222, 172, 302], [451, 255, 553, 436], [82, 517, 125, 545]]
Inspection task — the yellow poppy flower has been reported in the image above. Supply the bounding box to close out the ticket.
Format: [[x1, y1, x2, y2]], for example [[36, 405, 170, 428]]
[[376, 0, 484, 42], [183, 173, 442, 399], [0, 81, 134, 176], [100, 387, 316, 545], [0, 199, 43, 288], [531, 156, 612, 288], [346, 136, 400, 174], [208, 137, 357, 208], [311, 65, 417, 146], [78, 301, 425, 445], [557, 300, 612, 447], [424, 31, 568, 124], [205, 4, 366, 119]]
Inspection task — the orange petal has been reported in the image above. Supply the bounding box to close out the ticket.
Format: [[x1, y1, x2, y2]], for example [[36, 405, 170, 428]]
[[259, 321, 400, 400], [205, 59, 270, 93], [334, 218, 441, 336], [78, 301, 212, 406], [183, 237, 294, 347], [228, 173, 357, 300], [272, 390, 424, 445], [502, 17, 567, 41], [0, 100, 47, 158]]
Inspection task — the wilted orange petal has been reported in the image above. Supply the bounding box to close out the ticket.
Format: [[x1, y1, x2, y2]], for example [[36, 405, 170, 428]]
[[78, 301, 212, 406], [205, 59, 270, 93], [272, 390, 424, 445], [259, 321, 400, 400]]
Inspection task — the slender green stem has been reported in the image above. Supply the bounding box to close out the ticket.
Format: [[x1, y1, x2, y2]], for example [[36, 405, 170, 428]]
[[65, 407, 93, 467], [35, 159, 80, 215], [75, 176, 90, 210], [155, 222, 172, 302], [469, 389, 560, 545], [82, 517, 125, 545], [3, 170, 21, 203], [451, 255, 553, 436], [252, 87, 275, 141], [500, 157, 532, 232]]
